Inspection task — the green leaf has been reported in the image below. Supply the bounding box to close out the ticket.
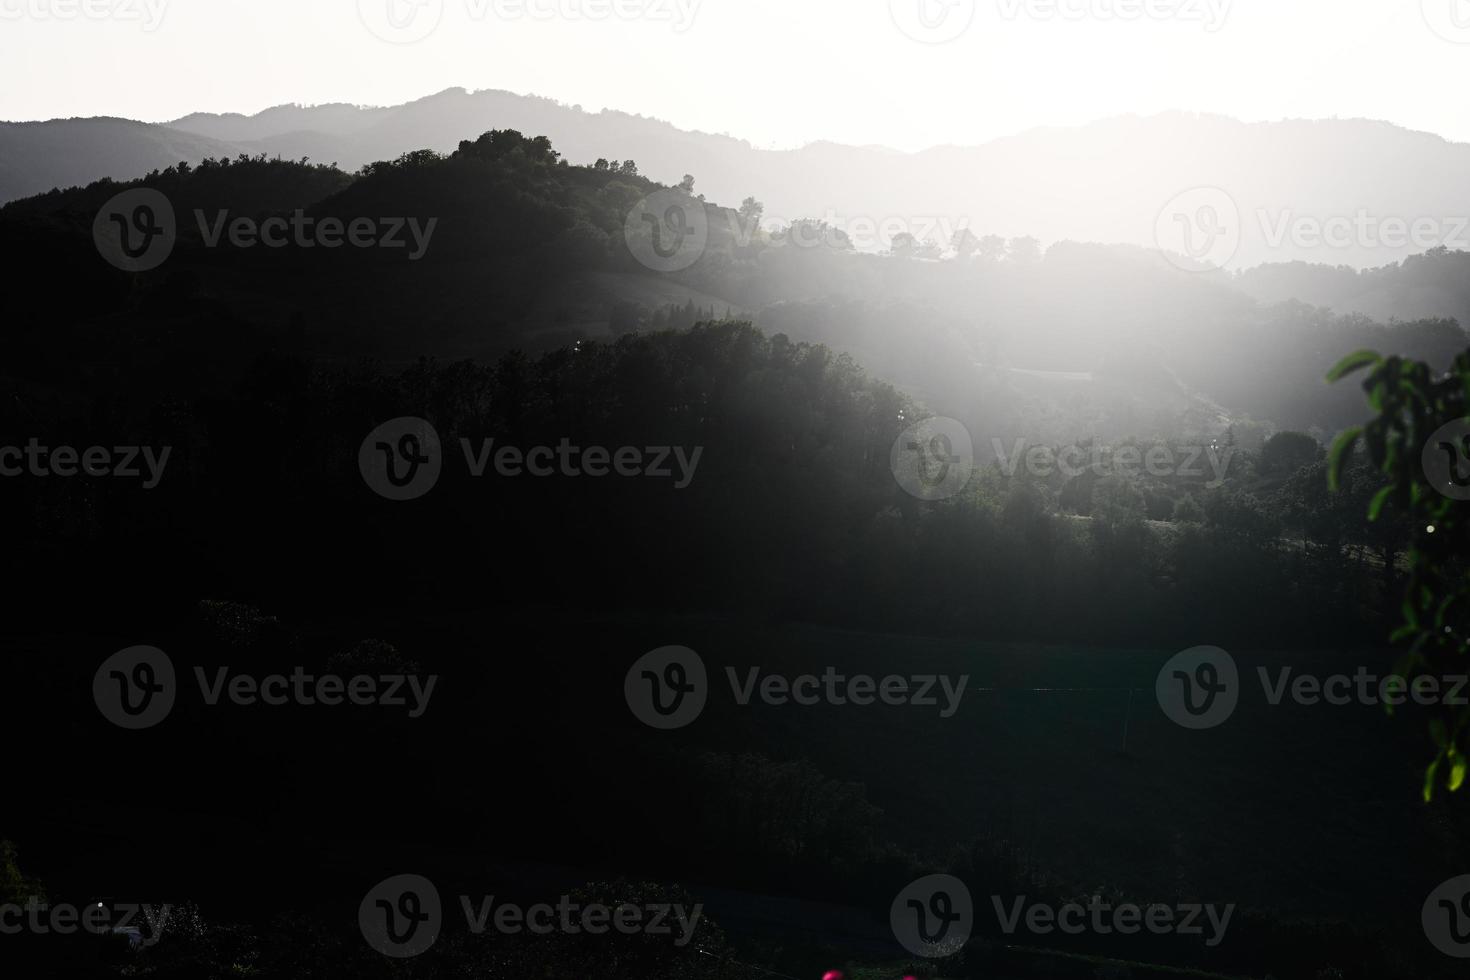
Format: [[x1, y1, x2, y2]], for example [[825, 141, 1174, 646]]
[[1327, 427, 1362, 491], [1425, 756, 1441, 802], [1368, 484, 1394, 522], [1325, 349, 1381, 383], [1452, 755, 1468, 793]]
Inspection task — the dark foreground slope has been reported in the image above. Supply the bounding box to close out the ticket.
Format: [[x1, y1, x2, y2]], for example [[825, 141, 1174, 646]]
[[1, 131, 1468, 980]]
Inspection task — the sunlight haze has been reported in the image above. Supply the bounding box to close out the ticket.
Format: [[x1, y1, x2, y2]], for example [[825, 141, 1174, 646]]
[[9, 0, 1470, 976]]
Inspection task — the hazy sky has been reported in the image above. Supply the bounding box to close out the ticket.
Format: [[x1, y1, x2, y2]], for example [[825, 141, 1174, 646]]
[[3, 0, 1469, 150]]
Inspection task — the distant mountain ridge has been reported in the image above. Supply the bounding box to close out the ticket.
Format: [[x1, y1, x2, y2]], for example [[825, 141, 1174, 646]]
[[6, 87, 1470, 269], [0, 117, 235, 206]]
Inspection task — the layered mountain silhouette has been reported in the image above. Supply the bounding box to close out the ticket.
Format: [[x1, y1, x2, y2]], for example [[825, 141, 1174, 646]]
[[5, 122, 1467, 447], [7, 87, 1470, 269]]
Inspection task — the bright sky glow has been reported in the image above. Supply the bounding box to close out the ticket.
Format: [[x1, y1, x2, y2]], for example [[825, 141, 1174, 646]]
[[3, 0, 1469, 150]]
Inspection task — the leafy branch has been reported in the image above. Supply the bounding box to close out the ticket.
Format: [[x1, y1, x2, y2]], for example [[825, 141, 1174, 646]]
[[1328, 347, 1470, 800]]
